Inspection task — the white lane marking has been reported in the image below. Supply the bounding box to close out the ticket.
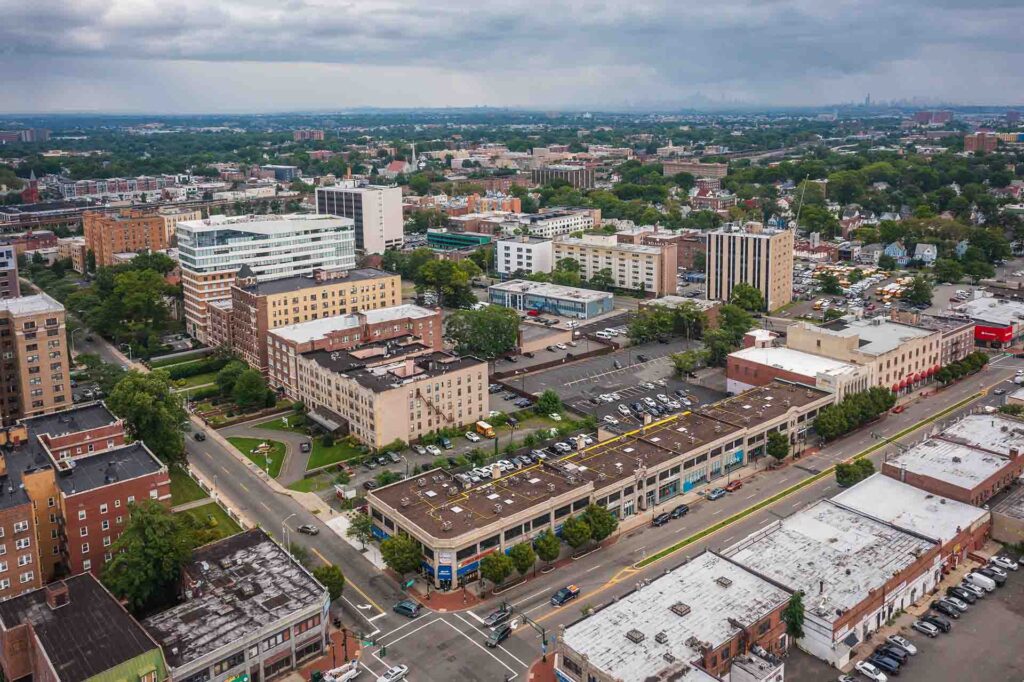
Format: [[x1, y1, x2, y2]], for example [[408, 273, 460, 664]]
[[585, 563, 604, 573], [466, 610, 486, 624], [510, 587, 551, 607], [443, 616, 520, 673], [374, 614, 432, 641], [453, 613, 530, 668], [745, 493, 757, 499], [368, 612, 388, 622], [376, 617, 440, 646]]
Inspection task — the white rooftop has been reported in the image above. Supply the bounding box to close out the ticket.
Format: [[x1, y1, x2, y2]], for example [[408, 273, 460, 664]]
[[888, 438, 1010, 491], [489, 279, 612, 303], [178, 213, 353, 235], [723, 500, 934, 624], [647, 296, 720, 312], [818, 317, 934, 355], [0, 293, 64, 316], [561, 552, 789, 682], [270, 305, 435, 344], [556, 236, 663, 255], [730, 346, 857, 378], [959, 296, 1024, 326], [937, 413, 1024, 455], [832, 473, 988, 544]]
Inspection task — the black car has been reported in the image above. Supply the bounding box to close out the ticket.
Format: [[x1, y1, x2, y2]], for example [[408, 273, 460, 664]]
[[922, 613, 952, 632], [670, 503, 690, 518], [652, 512, 671, 527], [524, 352, 535, 358], [868, 654, 901, 676], [674, 389, 687, 398], [193, 432, 206, 441], [874, 644, 909, 664], [976, 567, 1007, 585], [947, 585, 977, 603], [482, 607, 512, 628], [930, 600, 960, 619], [485, 622, 512, 648], [447, 457, 459, 468], [637, 354, 649, 362], [363, 481, 378, 490]]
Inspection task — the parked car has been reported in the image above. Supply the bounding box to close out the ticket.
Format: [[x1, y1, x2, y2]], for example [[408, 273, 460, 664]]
[[651, 512, 671, 527], [707, 488, 727, 500], [946, 585, 976, 604], [362, 481, 378, 490], [670, 503, 690, 518], [991, 555, 1020, 571], [656, 394, 671, 404], [375, 665, 409, 682], [985, 563, 1009, 579], [854, 660, 888, 682], [193, 432, 206, 441], [942, 596, 968, 612], [885, 634, 917, 655], [617, 404, 631, 416], [297, 524, 320, 535], [921, 613, 951, 632], [911, 620, 940, 637], [440, 438, 453, 449], [465, 431, 481, 443], [387, 451, 401, 463], [483, 607, 512, 627], [550, 584, 581, 606], [930, 600, 959, 619], [874, 644, 909, 664], [392, 600, 421, 618], [724, 480, 743, 492], [549, 413, 562, 421], [975, 567, 1006, 586], [485, 622, 513, 648], [413, 444, 427, 456], [959, 580, 987, 598], [426, 445, 442, 456], [866, 653, 900, 677], [603, 415, 620, 425]]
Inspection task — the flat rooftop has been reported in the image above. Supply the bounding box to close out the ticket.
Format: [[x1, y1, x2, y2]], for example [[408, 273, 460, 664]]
[[556, 237, 663, 255], [561, 552, 789, 682], [21, 402, 118, 436], [818, 317, 934, 355], [55, 442, 165, 496], [723, 499, 934, 624], [142, 529, 326, 670], [832, 473, 988, 544], [730, 346, 857, 378], [371, 382, 826, 540], [496, 235, 550, 245], [936, 413, 1024, 455], [178, 213, 354, 234], [271, 304, 434, 344], [644, 296, 720, 312], [887, 438, 1010, 491], [489, 279, 612, 302], [0, 574, 160, 682], [0, 292, 64, 316], [305, 348, 483, 393], [698, 381, 830, 428], [237, 268, 394, 296], [958, 297, 1024, 326]]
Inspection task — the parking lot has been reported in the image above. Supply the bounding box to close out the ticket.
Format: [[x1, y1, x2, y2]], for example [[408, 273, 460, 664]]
[[568, 378, 727, 430], [788, 554, 1024, 682]]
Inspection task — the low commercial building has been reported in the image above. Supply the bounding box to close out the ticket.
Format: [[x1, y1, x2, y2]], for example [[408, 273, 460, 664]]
[[557, 551, 789, 682], [956, 297, 1024, 349], [990, 485, 1024, 544], [888, 310, 975, 365], [495, 235, 553, 278], [639, 296, 721, 329], [425, 230, 492, 251], [367, 381, 832, 589], [786, 316, 941, 394], [295, 345, 487, 448], [142, 529, 329, 682], [882, 413, 1024, 505], [727, 346, 871, 399], [553, 234, 677, 296], [0, 575, 168, 682], [515, 208, 598, 239], [723, 499, 940, 668], [833, 473, 990, 571], [488, 280, 613, 319], [267, 304, 442, 398]]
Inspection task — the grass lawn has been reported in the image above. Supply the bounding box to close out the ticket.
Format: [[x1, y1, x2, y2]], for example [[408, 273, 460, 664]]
[[169, 467, 208, 505], [307, 439, 362, 470], [228, 437, 286, 478], [150, 352, 210, 369], [173, 372, 219, 389], [257, 414, 307, 433], [287, 475, 336, 493], [176, 503, 242, 541]]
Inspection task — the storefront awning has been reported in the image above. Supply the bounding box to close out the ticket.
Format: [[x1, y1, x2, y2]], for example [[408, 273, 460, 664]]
[[842, 630, 860, 648]]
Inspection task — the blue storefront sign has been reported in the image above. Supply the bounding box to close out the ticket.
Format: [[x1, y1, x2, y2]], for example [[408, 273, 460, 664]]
[[421, 561, 435, 576], [371, 525, 390, 540], [438, 565, 453, 580], [456, 561, 479, 577]]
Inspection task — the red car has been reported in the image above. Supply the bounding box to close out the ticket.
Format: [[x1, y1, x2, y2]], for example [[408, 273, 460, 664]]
[[724, 480, 743, 492]]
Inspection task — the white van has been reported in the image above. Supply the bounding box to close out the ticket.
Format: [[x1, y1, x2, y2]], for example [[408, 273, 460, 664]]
[[966, 571, 996, 592]]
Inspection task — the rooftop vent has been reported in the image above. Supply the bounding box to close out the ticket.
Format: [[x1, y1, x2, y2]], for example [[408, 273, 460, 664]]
[[625, 629, 646, 644], [670, 602, 691, 617], [663, 652, 676, 663], [400, 497, 410, 507], [418, 478, 427, 487], [952, 456, 962, 463], [655, 631, 668, 644], [716, 576, 733, 588]]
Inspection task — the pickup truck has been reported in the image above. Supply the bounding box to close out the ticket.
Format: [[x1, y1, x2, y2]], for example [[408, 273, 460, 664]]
[[550, 584, 581, 606]]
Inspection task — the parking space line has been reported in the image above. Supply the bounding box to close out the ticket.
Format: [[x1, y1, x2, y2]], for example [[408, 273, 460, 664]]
[[368, 612, 388, 622]]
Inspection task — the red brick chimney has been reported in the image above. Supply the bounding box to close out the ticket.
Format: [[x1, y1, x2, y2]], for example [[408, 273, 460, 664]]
[[45, 581, 70, 610]]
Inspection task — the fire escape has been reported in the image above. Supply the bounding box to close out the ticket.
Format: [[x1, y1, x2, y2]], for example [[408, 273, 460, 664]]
[[416, 388, 453, 425]]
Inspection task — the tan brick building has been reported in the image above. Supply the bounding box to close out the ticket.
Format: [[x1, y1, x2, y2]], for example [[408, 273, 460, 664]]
[[56, 237, 88, 274], [553, 234, 676, 296], [230, 267, 400, 374], [705, 224, 793, 311], [82, 210, 168, 267], [0, 294, 72, 425]]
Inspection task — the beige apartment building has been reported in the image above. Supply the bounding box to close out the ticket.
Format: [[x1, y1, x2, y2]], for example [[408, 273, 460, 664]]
[[552, 234, 676, 296], [295, 345, 487, 448], [56, 237, 88, 274], [705, 223, 794, 311], [157, 207, 202, 243], [230, 267, 400, 373], [0, 294, 72, 425], [786, 316, 942, 393]]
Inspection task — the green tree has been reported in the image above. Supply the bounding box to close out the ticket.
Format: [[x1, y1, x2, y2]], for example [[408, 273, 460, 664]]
[[232, 369, 268, 410], [313, 564, 346, 601], [536, 390, 562, 415], [380, 533, 422, 577], [534, 530, 561, 566], [588, 268, 615, 291], [702, 328, 737, 367], [216, 360, 247, 396], [877, 254, 897, 271], [729, 283, 765, 312], [766, 431, 789, 462], [561, 514, 591, 550], [903, 274, 932, 306], [107, 371, 187, 463], [933, 259, 964, 284], [408, 174, 432, 195], [581, 504, 618, 544], [444, 306, 519, 358], [818, 272, 843, 295], [628, 306, 674, 344], [346, 512, 375, 550], [550, 257, 583, 287], [672, 349, 707, 377], [509, 542, 537, 576], [782, 592, 805, 638], [826, 170, 866, 204], [480, 552, 514, 587], [101, 501, 196, 614], [964, 259, 995, 284], [376, 470, 402, 486]]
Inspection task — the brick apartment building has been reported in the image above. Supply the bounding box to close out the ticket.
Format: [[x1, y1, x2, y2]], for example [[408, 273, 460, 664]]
[[661, 159, 729, 179], [0, 246, 19, 299], [83, 209, 169, 267], [0, 293, 73, 425], [228, 266, 401, 374], [0, 403, 169, 600], [293, 129, 325, 141], [0, 230, 58, 256], [964, 132, 998, 153], [616, 225, 706, 270]]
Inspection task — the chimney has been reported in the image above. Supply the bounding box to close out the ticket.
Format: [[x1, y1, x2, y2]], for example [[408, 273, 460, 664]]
[[45, 581, 70, 610], [1010, 448, 1019, 460]]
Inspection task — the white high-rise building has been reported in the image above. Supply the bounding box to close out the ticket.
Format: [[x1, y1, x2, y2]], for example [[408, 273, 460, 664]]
[[176, 213, 355, 342], [315, 182, 404, 254]]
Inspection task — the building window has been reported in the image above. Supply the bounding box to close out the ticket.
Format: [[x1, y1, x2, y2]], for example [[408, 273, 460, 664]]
[[0, 579, 9, 590], [213, 651, 246, 675], [12, 521, 28, 533], [17, 554, 30, 567], [80, 527, 88, 537], [19, 571, 33, 584], [78, 510, 86, 521], [81, 543, 89, 554], [101, 520, 109, 531], [83, 559, 92, 571], [14, 538, 30, 550]]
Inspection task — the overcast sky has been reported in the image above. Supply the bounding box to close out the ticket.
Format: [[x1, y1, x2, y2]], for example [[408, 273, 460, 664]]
[[2, 0, 1022, 113]]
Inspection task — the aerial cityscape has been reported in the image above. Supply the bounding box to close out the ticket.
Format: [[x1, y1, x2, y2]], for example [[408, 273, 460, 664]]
[[0, 5, 1023, 682]]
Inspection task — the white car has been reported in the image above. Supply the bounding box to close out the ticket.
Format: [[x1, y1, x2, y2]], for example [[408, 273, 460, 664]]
[[553, 442, 572, 453], [617, 404, 631, 416], [885, 634, 917, 655], [854, 660, 887, 682], [465, 432, 481, 442], [599, 393, 614, 403], [656, 394, 671, 404], [958, 581, 985, 598], [643, 397, 657, 407], [991, 555, 1019, 571], [640, 382, 656, 389], [603, 415, 619, 425], [497, 459, 514, 471], [549, 413, 562, 421], [376, 665, 409, 682], [666, 400, 681, 410], [489, 410, 502, 417], [426, 445, 442, 456], [556, 343, 567, 350]]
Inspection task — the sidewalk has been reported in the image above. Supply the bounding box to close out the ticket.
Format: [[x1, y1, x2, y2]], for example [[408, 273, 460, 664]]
[[527, 656, 557, 682], [407, 583, 483, 611]]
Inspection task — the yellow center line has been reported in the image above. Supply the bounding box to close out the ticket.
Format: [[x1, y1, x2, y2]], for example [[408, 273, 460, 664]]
[[310, 547, 385, 614]]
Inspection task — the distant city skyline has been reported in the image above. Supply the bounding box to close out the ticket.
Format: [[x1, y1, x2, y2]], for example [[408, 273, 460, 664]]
[[2, 0, 1023, 114]]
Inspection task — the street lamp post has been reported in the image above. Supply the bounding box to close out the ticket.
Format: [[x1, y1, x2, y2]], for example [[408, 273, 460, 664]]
[[70, 328, 85, 358], [282, 513, 297, 552]]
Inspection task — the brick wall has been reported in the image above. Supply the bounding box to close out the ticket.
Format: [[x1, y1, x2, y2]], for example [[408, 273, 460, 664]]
[[727, 355, 816, 389]]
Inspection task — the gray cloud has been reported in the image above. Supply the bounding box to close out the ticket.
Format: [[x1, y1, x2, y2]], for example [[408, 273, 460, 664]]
[[1, 0, 1022, 111]]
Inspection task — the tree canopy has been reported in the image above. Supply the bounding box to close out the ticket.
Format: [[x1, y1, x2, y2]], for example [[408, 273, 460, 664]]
[[444, 306, 520, 358], [107, 371, 187, 463]]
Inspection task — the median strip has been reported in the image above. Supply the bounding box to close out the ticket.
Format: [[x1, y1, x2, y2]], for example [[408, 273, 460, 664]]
[[634, 391, 981, 569]]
